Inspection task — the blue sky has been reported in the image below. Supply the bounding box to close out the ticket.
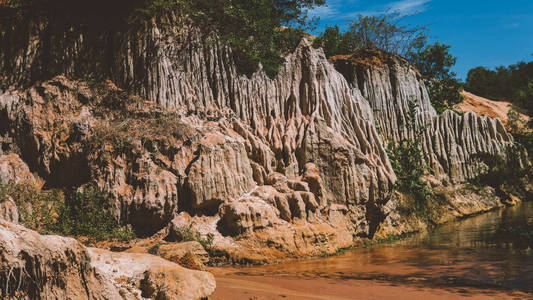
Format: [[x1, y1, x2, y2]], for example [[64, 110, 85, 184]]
[[309, 0, 533, 79]]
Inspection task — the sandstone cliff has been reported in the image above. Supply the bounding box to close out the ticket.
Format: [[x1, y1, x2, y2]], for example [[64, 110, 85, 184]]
[[0, 219, 215, 299], [332, 50, 515, 184], [0, 10, 522, 264]]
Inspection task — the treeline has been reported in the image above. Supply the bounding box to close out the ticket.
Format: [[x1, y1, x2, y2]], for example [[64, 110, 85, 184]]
[[466, 61, 533, 115], [1, 0, 325, 78], [465, 60, 533, 159], [312, 13, 463, 114], [2, 1, 466, 98]]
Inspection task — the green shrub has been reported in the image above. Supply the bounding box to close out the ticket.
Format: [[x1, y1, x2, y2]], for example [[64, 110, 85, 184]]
[[470, 144, 530, 198], [506, 107, 533, 157], [387, 140, 433, 208], [167, 223, 214, 248], [0, 181, 136, 243], [50, 187, 136, 243], [148, 244, 161, 255], [387, 100, 434, 212], [0, 180, 63, 231]]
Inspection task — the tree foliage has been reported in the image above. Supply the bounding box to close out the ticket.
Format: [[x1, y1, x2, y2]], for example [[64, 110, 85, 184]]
[[387, 99, 433, 209], [407, 42, 456, 80], [1, 0, 325, 78], [50, 187, 135, 243], [313, 13, 427, 58], [470, 144, 531, 200], [0, 180, 135, 243], [466, 61, 533, 115], [313, 13, 461, 114], [180, 0, 325, 77], [313, 25, 350, 58], [408, 42, 463, 114]]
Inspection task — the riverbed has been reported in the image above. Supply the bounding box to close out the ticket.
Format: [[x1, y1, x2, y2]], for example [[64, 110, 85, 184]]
[[211, 202, 533, 299]]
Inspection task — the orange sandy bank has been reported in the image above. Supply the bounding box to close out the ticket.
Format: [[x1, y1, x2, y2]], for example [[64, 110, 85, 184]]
[[209, 246, 533, 300], [455, 91, 529, 129], [211, 274, 529, 300]]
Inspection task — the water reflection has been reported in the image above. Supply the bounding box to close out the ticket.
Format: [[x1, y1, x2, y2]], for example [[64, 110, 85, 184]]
[[403, 202, 533, 252], [233, 202, 533, 294], [396, 202, 533, 292]]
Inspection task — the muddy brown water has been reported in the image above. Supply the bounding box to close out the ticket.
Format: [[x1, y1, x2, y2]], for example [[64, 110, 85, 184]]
[[212, 202, 533, 299]]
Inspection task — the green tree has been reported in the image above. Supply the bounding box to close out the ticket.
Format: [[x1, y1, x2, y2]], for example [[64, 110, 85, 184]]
[[408, 42, 456, 80], [167, 0, 326, 77], [465, 67, 498, 98], [408, 42, 463, 114], [312, 13, 463, 115], [313, 25, 347, 57], [313, 13, 427, 58], [466, 60, 533, 115], [2, 0, 326, 78], [387, 99, 433, 211]]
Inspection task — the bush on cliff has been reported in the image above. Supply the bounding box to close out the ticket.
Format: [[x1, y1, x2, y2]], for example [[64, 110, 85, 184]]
[[313, 13, 427, 58], [386, 99, 433, 215], [507, 107, 533, 157], [158, 0, 325, 77], [50, 187, 136, 243], [313, 14, 462, 114], [2, 0, 325, 78], [0, 181, 135, 243], [0, 180, 63, 231], [165, 223, 214, 248], [470, 144, 531, 200]]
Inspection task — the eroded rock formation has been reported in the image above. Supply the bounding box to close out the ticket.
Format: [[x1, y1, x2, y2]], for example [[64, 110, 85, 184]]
[[332, 50, 515, 184], [0, 10, 398, 246], [0, 218, 215, 299], [0, 10, 521, 266], [0, 219, 120, 299]]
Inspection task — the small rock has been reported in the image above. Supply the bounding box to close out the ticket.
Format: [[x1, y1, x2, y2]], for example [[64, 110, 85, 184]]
[[0, 197, 19, 223], [172, 251, 205, 270], [218, 197, 282, 236], [266, 172, 291, 193]]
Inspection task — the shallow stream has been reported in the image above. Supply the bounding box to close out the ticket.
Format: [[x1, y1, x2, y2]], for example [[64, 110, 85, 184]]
[[212, 202, 533, 299]]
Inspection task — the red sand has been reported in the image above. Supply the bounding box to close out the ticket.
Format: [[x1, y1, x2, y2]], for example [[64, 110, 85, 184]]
[[210, 246, 533, 300]]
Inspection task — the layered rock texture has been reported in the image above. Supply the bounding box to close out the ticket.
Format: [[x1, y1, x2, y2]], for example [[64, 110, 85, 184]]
[[456, 91, 530, 131], [0, 10, 520, 268], [0, 219, 215, 299], [332, 50, 515, 184], [0, 219, 119, 299]]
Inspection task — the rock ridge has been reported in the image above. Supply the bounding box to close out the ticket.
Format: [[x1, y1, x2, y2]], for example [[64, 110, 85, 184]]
[[0, 11, 521, 262], [332, 50, 515, 183]]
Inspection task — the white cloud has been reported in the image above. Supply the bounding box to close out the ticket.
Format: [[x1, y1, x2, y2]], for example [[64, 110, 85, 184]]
[[348, 0, 432, 19], [310, 5, 340, 19], [308, 0, 359, 20], [310, 0, 431, 22], [504, 23, 519, 29], [388, 0, 431, 15]]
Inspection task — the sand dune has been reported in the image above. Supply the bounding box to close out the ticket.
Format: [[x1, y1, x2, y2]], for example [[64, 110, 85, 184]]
[[456, 91, 529, 130]]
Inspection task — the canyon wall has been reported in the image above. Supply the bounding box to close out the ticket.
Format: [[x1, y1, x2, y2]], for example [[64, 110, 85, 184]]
[[332, 51, 514, 184], [0, 218, 215, 299], [0, 12, 518, 260]]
